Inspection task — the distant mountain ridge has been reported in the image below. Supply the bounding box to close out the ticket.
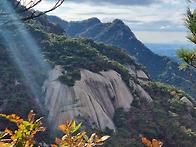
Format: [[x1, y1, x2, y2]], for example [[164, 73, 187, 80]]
[[47, 15, 196, 98]]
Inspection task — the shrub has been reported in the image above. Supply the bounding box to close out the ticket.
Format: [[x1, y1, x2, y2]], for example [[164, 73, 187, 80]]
[[0, 110, 110, 147]]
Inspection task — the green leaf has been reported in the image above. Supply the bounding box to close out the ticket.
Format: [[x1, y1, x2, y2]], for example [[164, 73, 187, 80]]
[[179, 63, 188, 70], [69, 119, 76, 131], [16, 131, 22, 139], [26, 124, 31, 131], [23, 121, 29, 127], [72, 122, 82, 134]]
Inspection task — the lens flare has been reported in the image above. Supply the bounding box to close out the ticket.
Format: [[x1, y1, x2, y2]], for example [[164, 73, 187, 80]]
[[0, 1, 51, 102]]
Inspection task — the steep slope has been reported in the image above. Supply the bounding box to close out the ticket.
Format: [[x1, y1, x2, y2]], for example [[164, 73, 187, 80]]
[[105, 81, 196, 147], [47, 16, 196, 98], [43, 66, 152, 132], [39, 35, 152, 131]]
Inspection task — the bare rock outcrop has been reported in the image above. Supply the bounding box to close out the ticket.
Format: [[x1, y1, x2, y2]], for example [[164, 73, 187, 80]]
[[42, 65, 152, 132], [180, 96, 193, 107], [127, 65, 149, 82], [129, 80, 153, 103]]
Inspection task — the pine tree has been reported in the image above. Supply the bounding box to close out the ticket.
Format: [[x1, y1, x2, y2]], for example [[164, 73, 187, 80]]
[[176, 2, 196, 91]]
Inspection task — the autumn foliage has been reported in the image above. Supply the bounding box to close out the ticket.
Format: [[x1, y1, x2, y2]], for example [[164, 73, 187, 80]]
[[51, 117, 110, 147], [0, 110, 110, 147], [142, 137, 163, 147], [0, 110, 46, 146]]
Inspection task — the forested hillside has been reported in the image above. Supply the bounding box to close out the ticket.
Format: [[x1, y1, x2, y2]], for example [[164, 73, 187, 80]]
[[47, 16, 196, 99], [37, 18, 196, 146], [0, 6, 196, 146]]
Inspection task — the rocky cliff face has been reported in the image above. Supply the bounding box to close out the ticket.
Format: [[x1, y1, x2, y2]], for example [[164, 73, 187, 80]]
[[42, 65, 152, 132]]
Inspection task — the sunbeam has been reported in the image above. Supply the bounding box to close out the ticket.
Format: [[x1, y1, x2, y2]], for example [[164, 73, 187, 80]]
[[0, 1, 51, 103]]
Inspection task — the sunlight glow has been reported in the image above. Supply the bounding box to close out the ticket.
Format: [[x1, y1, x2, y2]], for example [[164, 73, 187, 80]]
[[0, 1, 51, 102]]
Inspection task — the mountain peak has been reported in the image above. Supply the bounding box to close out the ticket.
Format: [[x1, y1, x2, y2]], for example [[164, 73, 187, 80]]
[[112, 19, 125, 26], [85, 17, 101, 24]]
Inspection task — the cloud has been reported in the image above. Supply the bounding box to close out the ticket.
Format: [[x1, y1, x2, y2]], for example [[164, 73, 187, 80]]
[[160, 25, 171, 30], [133, 31, 187, 43], [47, 0, 162, 6], [35, 0, 189, 43], [126, 20, 185, 32], [37, 0, 187, 32]]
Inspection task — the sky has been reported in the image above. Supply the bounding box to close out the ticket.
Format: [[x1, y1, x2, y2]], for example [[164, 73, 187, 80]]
[[33, 0, 195, 43]]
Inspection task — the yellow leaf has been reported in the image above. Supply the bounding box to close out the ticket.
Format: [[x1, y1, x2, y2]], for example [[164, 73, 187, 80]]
[[152, 139, 163, 147], [58, 124, 69, 134], [36, 127, 46, 132], [0, 114, 23, 123], [69, 118, 76, 129], [99, 135, 110, 142], [4, 128, 12, 136], [95, 142, 104, 146], [0, 143, 13, 147], [55, 138, 62, 145], [28, 110, 33, 122], [0, 114, 6, 118], [65, 117, 69, 126], [74, 131, 86, 141], [89, 133, 96, 142], [50, 144, 58, 147], [142, 137, 152, 147]]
